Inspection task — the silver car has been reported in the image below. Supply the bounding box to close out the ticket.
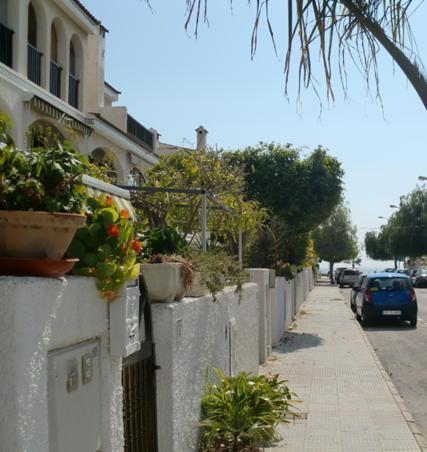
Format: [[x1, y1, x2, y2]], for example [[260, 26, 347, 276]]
[[339, 269, 360, 288]]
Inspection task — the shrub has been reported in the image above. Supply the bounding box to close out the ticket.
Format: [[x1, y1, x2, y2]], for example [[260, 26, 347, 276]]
[[140, 226, 188, 258], [200, 369, 297, 452]]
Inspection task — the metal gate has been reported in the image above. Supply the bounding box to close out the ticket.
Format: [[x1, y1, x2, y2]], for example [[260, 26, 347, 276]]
[[122, 277, 158, 452]]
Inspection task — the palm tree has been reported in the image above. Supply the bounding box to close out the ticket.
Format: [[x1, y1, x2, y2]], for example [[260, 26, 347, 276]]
[[181, 0, 427, 108]]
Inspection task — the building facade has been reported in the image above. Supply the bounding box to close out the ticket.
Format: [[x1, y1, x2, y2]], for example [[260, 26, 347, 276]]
[[0, 0, 159, 183]]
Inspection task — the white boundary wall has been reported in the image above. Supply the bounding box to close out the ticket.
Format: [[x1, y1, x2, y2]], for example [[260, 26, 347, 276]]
[[0, 276, 125, 452], [151, 284, 258, 452]]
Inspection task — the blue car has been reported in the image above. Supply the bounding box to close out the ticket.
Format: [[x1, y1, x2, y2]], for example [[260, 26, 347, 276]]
[[354, 272, 417, 327]]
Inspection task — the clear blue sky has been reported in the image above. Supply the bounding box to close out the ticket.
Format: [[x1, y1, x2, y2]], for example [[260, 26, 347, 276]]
[[85, 0, 427, 270]]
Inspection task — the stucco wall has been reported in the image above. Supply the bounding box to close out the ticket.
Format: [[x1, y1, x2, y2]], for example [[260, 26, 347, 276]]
[[0, 276, 124, 452], [151, 284, 258, 452]]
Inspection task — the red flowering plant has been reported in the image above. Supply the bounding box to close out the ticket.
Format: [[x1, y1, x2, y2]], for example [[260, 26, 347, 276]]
[[66, 196, 142, 302]]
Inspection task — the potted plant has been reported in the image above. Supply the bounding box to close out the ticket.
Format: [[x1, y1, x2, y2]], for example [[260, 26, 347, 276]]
[[66, 197, 141, 302], [139, 226, 195, 302], [187, 250, 247, 301], [0, 119, 87, 263]]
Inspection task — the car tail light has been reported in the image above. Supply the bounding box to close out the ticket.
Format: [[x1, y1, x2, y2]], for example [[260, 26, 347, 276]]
[[364, 288, 372, 303], [409, 288, 416, 302]]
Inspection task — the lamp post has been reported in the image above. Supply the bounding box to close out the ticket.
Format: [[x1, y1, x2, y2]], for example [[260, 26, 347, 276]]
[[418, 176, 427, 181], [389, 204, 399, 209]]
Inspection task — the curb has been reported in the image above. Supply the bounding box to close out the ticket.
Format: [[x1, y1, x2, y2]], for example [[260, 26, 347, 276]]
[[342, 291, 427, 452]]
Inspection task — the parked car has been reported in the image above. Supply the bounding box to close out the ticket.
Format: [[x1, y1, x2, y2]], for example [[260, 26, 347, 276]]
[[339, 269, 359, 288], [335, 267, 349, 284], [354, 272, 417, 327], [396, 269, 410, 276], [350, 274, 366, 312], [410, 268, 426, 285], [414, 269, 427, 287]]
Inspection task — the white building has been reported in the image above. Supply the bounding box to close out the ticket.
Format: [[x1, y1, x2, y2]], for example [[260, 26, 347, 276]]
[[0, 0, 159, 184]]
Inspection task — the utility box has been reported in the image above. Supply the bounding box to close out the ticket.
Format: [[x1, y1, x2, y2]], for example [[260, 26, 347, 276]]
[[48, 339, 101, 452], [109, 283, 143, 357]]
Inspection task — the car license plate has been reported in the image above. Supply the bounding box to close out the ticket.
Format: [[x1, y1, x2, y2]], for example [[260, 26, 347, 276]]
[[383, 310, 401, 315]]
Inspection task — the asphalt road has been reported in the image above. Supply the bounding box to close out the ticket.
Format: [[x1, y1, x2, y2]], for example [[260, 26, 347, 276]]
[[342, 286, 427, 438]]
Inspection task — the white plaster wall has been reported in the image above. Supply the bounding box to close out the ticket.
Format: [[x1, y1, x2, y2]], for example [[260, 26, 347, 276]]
[[0, 276, 124, 452], [272, 277, 285, 346], [284, 279, 293, 330], [151, 284, 258, 452], [248, 269, 270, 364]]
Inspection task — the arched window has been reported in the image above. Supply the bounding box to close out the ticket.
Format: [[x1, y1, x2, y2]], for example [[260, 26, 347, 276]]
[[68, 38, 80, 108], [28, 3, 37, 47], [0, 0, 8, 25], [50, 24, 58, 63], [69, 41, 75, 76], [89, 148, 118, 183], [49, 23, 61, 97], [28, 120, 64, 149], [27, 2, 42, 85]]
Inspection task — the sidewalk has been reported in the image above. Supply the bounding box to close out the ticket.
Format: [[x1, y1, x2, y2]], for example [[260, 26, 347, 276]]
[[261, 281, 424, 451]]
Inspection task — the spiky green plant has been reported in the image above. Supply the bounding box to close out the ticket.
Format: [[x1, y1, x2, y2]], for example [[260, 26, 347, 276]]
[[200, 369, 297, 452]]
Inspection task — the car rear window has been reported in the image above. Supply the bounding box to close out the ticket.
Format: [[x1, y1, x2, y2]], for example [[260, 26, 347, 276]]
[[367, 277, 410, 291], [344, 270, 358, 275]]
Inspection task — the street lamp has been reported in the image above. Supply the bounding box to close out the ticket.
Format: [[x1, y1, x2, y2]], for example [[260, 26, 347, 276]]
[[389, 204, 399, 209], [378, 216, 388, 220], [418, 176, 427, 181]]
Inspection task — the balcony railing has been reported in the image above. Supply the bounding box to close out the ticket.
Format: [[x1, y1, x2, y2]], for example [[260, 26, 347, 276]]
[[0, 23, 13, 68], [68, 74, 79, 109], [127, 115, 154, 150], [49, 60, 62, 98], [27, 43, 42, 85]]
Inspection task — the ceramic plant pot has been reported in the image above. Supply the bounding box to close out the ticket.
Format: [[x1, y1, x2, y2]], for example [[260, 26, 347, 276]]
[[140, 262, 185, 302], [0, 211, 86, 260]]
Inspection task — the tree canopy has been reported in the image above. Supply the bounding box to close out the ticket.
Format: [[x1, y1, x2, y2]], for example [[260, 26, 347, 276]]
[[364, 229, 393, 261], [228, 143, 344, 233], [384, 188, 427, 258], [179, 0, 427, 108], [134, 149, 266, 255], [226, 143, 344, 273], [312, 203, 358, 273]]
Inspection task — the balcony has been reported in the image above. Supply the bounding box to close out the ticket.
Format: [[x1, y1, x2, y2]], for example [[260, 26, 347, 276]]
[[68, 74, 79, 109], [0, 23, 13, 68], [127, 114, 154, 151], [50, 61, 62, 98], [27, 43, 42, 85]]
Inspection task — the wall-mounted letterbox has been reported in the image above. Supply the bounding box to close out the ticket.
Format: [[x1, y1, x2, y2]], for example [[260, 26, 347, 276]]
[[109, 283, 143, 357]]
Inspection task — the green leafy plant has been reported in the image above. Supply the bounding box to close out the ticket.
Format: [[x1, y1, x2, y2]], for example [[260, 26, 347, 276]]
[[140, 226, 188, 258], [200, 369, 297, 452], [66, 197, 141, 301], [0, 119, 88, 213], [190, 250, 247, 302]]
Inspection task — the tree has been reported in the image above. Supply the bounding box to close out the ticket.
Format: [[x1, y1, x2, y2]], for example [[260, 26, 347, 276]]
[[226, 143, 344, 272], [134, 149, 266, 255], [386, 187, 427, 257], [364, 229, 394, 261], [312, 203, 358, 281], [180, 1, 427, 108]]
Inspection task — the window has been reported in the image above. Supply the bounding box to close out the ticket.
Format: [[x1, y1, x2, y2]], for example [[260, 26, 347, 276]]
[[51, 24, 58, 63], [69, 41, 75, 76], [367, 277, 410, 291], [28, 3, 37, 47]]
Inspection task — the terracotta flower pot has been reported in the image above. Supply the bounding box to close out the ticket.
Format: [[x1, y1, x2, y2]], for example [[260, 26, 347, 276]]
[[140, 262, 185, 302], [0, 211, 86, 260]]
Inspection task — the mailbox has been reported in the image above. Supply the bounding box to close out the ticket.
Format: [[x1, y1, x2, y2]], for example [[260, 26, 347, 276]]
[[109, 282, 144, 357]]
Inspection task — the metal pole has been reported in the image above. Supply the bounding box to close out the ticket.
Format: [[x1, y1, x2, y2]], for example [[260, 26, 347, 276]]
[[201, 190, 207, 251], [238, 230, 243, 267]]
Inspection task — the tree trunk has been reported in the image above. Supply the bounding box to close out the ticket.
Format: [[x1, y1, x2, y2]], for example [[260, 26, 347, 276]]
[[340, 0, 427, 110], [329, 261, 334, 284]]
